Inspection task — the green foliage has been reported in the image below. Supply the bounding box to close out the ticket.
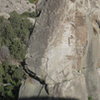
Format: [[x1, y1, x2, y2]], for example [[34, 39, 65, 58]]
[[9, 39, 26, 60], [0, 62, 25, 100], [28, 0, 38, 3], [0, 11, 33, 100], [21, 11, 38, 17], [0, 17, 15, 46], [0, 11, 33, 60], [88, 96, 92, 100], [0, 11, 34, 100], [9, 11, 33, 44]]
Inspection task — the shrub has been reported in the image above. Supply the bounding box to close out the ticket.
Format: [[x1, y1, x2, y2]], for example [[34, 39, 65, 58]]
[[29, 0, 38, 3], [0, 11, 33, 60], [9, 39, 26, 60], [21, 10, 40, 18], [9, 11, 33, 44], [0, 11, 33, 100], [0, 62, 25, 100], [0, 17, 15, 46], [88, 96, 92, 100]]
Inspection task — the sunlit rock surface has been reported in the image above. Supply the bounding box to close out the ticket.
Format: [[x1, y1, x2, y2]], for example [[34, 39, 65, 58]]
[[0, 0, 35, 14], [0, 0, 98, 100]]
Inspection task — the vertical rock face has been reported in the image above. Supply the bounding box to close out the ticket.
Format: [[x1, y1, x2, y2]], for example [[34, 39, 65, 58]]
[[19, 0, 100, 100], [0, 0, 35, 14], [84, 14, 100, 100]]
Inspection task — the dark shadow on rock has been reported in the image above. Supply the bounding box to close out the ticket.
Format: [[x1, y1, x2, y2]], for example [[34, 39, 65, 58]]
[[19, 97, 79, 100]]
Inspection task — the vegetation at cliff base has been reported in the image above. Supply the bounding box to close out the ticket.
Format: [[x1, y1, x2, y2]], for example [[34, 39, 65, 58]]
[[21, 11, 40, 18], [29, 0, 38, 3], [88, 97, 92, 100], [0, 62, 25, 100], [0, 11, 34, 100], [0, 11, 33, 60]]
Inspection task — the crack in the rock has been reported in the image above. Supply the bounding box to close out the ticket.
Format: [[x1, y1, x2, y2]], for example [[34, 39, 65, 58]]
[[21, 60, 49, 95]]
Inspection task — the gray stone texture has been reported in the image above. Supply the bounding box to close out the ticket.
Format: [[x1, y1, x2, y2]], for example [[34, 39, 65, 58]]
[[0, 0, 100, 100], [19, 0, 100, 100]]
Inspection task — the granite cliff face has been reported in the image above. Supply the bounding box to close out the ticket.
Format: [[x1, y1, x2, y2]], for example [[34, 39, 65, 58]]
[[0, 0, 100, 100], [0, 0, 35, 14], [19, 0, 100, 100]]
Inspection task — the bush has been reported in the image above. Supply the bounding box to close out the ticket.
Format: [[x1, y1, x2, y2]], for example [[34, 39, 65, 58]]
[[0, 11, 33, 60], [88, 97, 92, 100], [29, 0, 38, 3], [0, 62, 25, 100], [0, 11, 34, 100], [0, 17, 15, 46], [9, 39, 26, 60], [21, 11, 40, 18], [9, 11, 33, 44]]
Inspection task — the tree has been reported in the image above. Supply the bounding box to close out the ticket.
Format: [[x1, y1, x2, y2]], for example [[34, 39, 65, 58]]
[[9, 39, 26, 60], [0, 11, 33, 61], [0, 11, 34, 100], [9, 11, 33, 44], [0, 17, 15, 46], [0, 62, 25, 100]]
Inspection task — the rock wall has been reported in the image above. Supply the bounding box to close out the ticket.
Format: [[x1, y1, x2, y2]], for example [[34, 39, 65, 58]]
[[18, 0, 100, 100], [0, 0, 35, 14]]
